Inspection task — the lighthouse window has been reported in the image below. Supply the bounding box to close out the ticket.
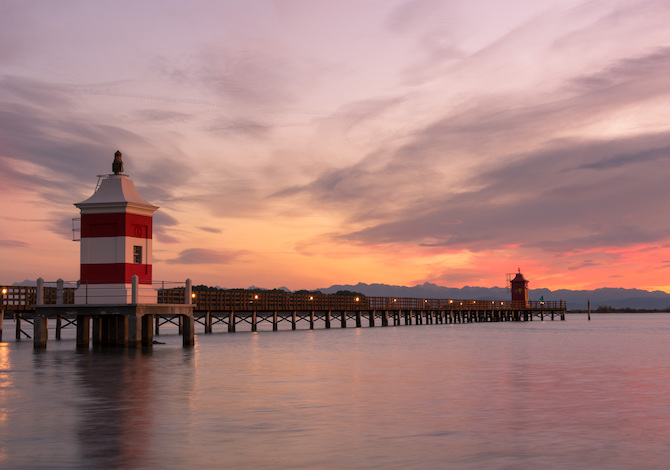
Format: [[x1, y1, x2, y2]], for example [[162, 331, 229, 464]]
[[133, 246, 142, 264]]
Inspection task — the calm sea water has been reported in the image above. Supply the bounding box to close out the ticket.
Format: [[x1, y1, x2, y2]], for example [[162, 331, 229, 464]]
[[1, 314, 670, 469]]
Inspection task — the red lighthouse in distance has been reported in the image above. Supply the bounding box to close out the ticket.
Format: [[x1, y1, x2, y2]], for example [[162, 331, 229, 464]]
[[74, 151, 159, 304], [510, 269, 529, 307]]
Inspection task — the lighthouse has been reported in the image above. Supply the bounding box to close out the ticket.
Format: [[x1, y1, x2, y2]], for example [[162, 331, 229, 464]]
[[74, 151, 159, 304], [510, 269, 529, 307]]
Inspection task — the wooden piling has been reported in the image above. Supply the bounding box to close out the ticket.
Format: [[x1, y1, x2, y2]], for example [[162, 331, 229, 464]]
[[205, 311, 212, 333], [273, 311, 278, 331], [228, 311, 236, 332]]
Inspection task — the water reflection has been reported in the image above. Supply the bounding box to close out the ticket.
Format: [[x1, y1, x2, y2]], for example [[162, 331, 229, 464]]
[[0, 344, 11, 467], [73, 349, 154, 468], [68, 346, 194, 469], [4, 315, 670, 469]]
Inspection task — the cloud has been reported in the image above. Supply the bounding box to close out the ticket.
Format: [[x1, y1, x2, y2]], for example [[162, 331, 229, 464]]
[[0, 239, 30, 248], [205, 118, 273, 139], [153, 211, 181, 244], [0, 77, 198, 206], [267, 19, 670, 259], [282, 122, 670, 255], [196, 43, 303, 109], [430, 268, 491, 286], [567, 259, 602, 271], [568, 144, 670, 171], [46, 212, 79, 240], [0, 93, 144, 191], [2, 75, 74, 108], [133, 109, 191, 123], [198, 226, 222, 233], [386, 0, 456, 35], [165, 248, 243, 265]]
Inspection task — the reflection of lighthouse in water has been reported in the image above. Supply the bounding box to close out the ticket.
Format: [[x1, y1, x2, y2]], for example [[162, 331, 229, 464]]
[[73, 349, 195, 467], [74, 151, 159, 304]]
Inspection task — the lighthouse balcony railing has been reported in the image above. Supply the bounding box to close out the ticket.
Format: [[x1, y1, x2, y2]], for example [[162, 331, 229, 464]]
[[74, 279, 193, 305]]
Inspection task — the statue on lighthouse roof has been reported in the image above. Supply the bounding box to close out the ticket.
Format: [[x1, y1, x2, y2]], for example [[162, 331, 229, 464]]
[[112, 150, 124, 175]]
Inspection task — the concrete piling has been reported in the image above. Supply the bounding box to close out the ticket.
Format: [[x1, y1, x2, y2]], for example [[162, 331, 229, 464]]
[[77, 315, 90, 349], [33, 316, 47, 349], [182, 314, 195, 347]]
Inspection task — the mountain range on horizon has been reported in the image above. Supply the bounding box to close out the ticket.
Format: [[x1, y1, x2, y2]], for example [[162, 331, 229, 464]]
[[10, 279, 670, 310], [315, 282, 670, 311]]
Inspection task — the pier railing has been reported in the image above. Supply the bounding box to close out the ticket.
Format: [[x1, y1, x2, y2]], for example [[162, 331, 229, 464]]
[[158, 289, 566, 312], [0, 285, 76, 310]]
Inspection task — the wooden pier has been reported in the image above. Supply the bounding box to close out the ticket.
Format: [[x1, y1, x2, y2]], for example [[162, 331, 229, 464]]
[[156, 288, 566, 332], [1, 285, 566, 348]]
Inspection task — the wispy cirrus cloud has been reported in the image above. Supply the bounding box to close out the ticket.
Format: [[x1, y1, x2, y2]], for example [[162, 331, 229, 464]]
[[198, 226, 222, 233], [165, 248, 245, 265]]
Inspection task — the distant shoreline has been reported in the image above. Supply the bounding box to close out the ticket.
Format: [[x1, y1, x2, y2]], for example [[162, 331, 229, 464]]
[[568, 308, 670, 313]]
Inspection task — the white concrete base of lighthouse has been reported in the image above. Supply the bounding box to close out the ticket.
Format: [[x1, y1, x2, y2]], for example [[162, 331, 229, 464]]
[[34, 303, 195, 348]]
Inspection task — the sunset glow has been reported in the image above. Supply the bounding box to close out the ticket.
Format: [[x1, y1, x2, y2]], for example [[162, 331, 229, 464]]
[[2, 0, 670, 292]]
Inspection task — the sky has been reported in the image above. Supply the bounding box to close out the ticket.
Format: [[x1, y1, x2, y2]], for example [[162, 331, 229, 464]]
[[2, 0, 670, 292]]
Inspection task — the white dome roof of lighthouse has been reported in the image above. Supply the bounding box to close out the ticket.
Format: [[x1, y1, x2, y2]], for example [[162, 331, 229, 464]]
[[75, 174, 159, 215]]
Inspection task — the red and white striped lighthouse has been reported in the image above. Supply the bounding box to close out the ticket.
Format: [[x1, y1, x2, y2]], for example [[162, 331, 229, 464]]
[[74, 151, 159, 304], [510, 269, 529, 307]]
